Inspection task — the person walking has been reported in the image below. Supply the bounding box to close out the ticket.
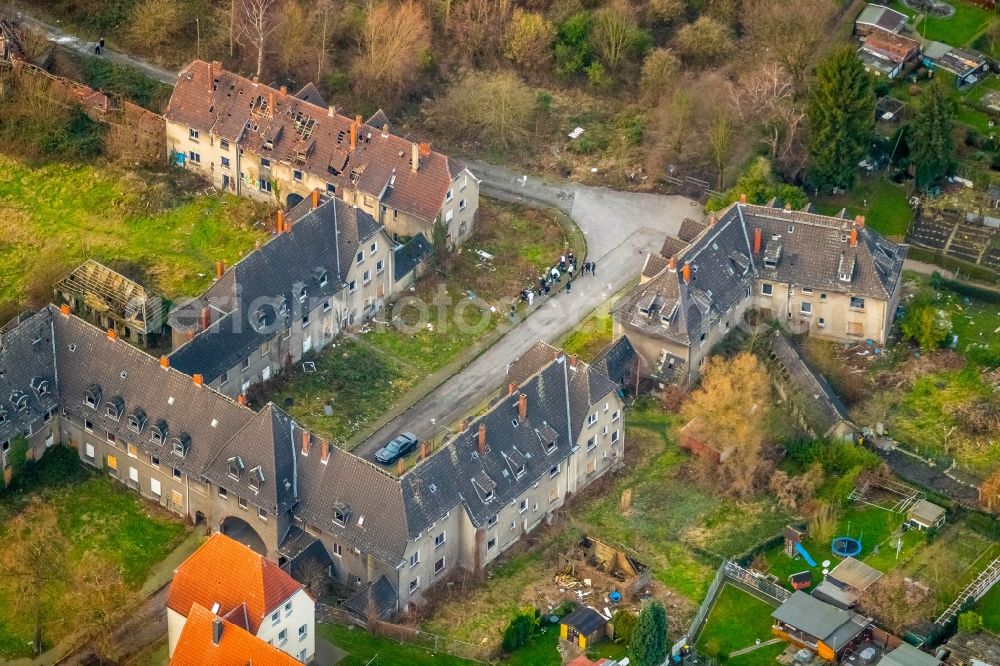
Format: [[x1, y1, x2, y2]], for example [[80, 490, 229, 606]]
[[591, 261, 596, 276], [566, 280, 572, 293]]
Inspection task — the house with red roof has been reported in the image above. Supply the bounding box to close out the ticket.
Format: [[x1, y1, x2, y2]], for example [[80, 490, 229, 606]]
[[167, 533, 315, 663], [171, 603, 304, 666], [165, 60, 479, 246]]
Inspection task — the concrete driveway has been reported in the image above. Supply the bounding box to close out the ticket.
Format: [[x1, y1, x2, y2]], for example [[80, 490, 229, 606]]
[[355, 163, 699, 458]]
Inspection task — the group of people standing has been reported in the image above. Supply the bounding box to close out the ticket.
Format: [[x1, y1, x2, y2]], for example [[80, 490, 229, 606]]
[[519, 249, 597, 307]]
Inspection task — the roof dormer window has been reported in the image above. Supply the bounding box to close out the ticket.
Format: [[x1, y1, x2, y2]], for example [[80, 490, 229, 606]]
[[228, 456, 244, 480], [298, 285, 308, 303], [106, 396, 124, 422], [170, 433, 191, 458], [333, 501, 351, 526], [9, 391, 28, 413], [0, 408, 7, 423], [84, 384, 102, 410], [249, 466, 264, 492], [128, 409, 147, 434], [150, 420, 168, 445], [30, 376, 49, 396]]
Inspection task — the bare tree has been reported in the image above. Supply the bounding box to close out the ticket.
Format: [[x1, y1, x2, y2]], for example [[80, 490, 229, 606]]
[[708, 111, 733, 190], [239, 0, 278, 79], [353, 1, 430, 101], [126, 0, 184, 56], [861, 573, 932, 633], [741, 0, 836, 93], [428, 71, 535, 150], [592, 0, 642, 70], [505, 9, 556, 73], [729, 62, 806, 168], [273, 0, 313, 75], [448, 0, 513, 67], [315, 0, 338, 80]]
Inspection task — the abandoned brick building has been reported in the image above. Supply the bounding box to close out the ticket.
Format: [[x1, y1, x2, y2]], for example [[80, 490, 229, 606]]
[[165, 60, 479, 246], [0, 306, 623, 613], [614, 199, 907, 387]]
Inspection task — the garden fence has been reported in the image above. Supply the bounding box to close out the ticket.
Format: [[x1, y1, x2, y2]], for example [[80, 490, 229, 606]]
[[686, 560, 792, 645], [685, 560, 728, 643]]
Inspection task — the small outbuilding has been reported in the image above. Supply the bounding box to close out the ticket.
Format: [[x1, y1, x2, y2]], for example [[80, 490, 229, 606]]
[[877, 641, 943, 666], [561, 606, 609, 651], [855, 3, 909, 36], [813, 557, 883, 609], [772, 591, 871, 662], [907, 499, 946, 530]]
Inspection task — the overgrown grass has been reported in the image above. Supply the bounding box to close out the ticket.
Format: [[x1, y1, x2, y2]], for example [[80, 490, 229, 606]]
[[813, 176, 913, 238], [72, 53, 173, 112], [364, 199, 570, 374], [696, 584, 777, 659], [0, 155, 269, 309], [0, 449, 187, 658], [891, 0, 998, 47], [317, 623, 476, 666], [265, 340, 417, 445], [560, 307, 614, 362], [900, 525, 1000, 613]]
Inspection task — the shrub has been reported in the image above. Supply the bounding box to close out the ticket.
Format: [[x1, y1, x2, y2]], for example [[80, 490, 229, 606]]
[[900, 293, 952, 352], [958, 611, 984, 634], [554, 11, 594, 78], [673, 16, 734, 67], [640, 48, 679, 102], [612, 608, 638, 644], [501, 608, 540, 653], [786, 439, 880, 475]]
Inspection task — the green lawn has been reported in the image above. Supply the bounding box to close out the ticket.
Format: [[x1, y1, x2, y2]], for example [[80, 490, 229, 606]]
[[0, 155, 269, 309], [976, 581, 1000, 632], [696, 584, 777, 659], [892, 0, 998, 47], [503, 629, 629, 665], [0, 450, 188, 658], [318, 623, 477, 666], [264, 340, 418, 446], [813, 177, 913, 238], [560, 307, 614, 362], [727, 642, 786, 664]]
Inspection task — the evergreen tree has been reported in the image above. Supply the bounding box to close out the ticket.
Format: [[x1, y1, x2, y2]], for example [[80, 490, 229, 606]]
[[431, 217, 450, 274], [806, 46, 875, 192], [909, 80, 956, 190], [630, 600, 668, 666]]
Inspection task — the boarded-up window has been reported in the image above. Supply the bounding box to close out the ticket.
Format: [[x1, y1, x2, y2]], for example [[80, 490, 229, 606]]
[[107, 454, 118, 470], [847, 321, 864, 337], [150, 478, 161, 497], [171, 490, 183, 508]]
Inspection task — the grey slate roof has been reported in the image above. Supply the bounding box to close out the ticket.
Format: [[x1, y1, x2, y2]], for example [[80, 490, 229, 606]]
[[393, 233, 431, 282], [936, 48, 988, 78], [294, 442, 410, 565], [0, 309, 58, 445], [614, 202, 906, 349], [562, 606, 607, 635], [204, 404, 299, 515], [365, 109, 390, 131], [772, 591, 869, 647], [343, 574, 399, 619], [768, 332, 852, 438], [169, 195, 381, 382], [591, 336, 638, 387], [403, 347, 618, 534], [856, 3, 908, 32], [293, 82, 326, 107], [51, 307, 257, 479], [878, 643, 942, 666]]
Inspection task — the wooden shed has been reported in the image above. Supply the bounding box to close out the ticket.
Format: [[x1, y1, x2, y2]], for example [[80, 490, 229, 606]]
[[560, 606, 608, 651], [907, 500, 946, 530]]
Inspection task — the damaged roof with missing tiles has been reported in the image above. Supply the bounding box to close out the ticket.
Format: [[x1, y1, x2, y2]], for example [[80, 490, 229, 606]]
[[614, 202, 906, 347], [0, 309, 59, 445], [168, 195, 382, 383], [167, 60, 466, 223], [768, 332, 852, 438]]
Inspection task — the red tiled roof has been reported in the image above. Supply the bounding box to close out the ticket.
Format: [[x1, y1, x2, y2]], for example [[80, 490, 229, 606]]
[[166, 60, 464, 223], [862, 29, 920, 64], [166, 533, 303, 633], [171, 603, 302, 666]]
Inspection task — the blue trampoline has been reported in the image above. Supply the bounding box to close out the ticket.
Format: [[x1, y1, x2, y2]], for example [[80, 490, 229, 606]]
[[832, 537, 862, 558]]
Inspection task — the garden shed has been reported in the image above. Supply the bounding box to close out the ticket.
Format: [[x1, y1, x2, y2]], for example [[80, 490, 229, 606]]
[[560, 606, 608, 650], [907, 500, 946, 530]]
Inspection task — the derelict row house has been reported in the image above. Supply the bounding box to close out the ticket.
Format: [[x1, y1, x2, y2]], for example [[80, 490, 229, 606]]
[[167, 194, 394, 399], [165, 60, 480, 246], [614, 200, 907, 387], [0, 307, 623, 613]]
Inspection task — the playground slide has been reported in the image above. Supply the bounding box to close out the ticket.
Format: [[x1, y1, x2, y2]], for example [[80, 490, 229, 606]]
[[795, 542, 818, 567]]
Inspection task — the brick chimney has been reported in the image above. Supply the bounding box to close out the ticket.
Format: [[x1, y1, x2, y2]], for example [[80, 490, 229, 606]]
[[268, 91, 275, 117], [478, 424, 486, 454], [193, 373, 204, 386], [237, 394, 246, 405], [355, 114, 362, 127], [739, 193, 747, 205], [59, 303, 71, 316], [708, 214, 717, 227], [850, 228, 858, 248], [668, 256, 677, 271], [382, 124, 389, 138], [569, 354, 578, 368], [321, 439, 330, 462], [350, 121, 357, 151], [420, 441, 430, 459], [199, 307, 211, 332], [460, 419, 469, 432], [311, 189, 319, 209], [682, 263, 692, 284], [279, 85, 287, 97], [277, 209, 285, 234], [107, 328, 117, 341], [215, 259, 225, 279], [855, 215, 865, 228], [328, 105, 335, 117], [411, 142, 419, 173], [301, 429, 311, 455], [212, 617, 223, 646], [753, 228, 762, 254], [396, 458, 406, 475], [208, 61, 214, 92], [160, 355, 169, 369], [518, 393, 527, 421], [508, 382, 516, 396]]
